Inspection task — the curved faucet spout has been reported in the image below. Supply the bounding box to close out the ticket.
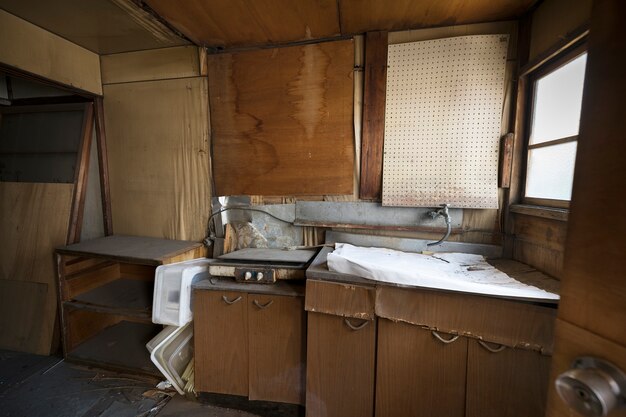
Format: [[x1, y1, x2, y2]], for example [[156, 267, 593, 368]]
[[427, 204, 452, 246]]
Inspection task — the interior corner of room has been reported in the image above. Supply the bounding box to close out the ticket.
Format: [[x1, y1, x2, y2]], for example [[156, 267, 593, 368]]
[[1, 0, 625, 416]]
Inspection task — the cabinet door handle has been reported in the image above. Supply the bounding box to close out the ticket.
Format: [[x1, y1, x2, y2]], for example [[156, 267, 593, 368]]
[[222, 295, 242, 305], [431, 331, 460, 344], [477, 340, 507, 353], [344, 318, 369, 331], [253, 299, 274, 309]]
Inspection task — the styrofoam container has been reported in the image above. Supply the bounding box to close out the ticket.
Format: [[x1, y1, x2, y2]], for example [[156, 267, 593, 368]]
[[152, 258, 211, 326], [147, 322, 193, 395]]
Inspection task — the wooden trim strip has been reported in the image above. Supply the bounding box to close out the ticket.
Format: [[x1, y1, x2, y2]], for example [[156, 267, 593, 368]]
[[359, 31, 388, 200], [522, 197, 570, 209], [509, 204, 569, 222], [67, 103, 94, 244], [528, 135, 578, 150], [94, 97, 113, 235], [520, 25, 589, 77]]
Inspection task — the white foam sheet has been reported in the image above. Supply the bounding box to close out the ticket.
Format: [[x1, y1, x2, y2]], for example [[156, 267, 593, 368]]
[[327, 243, 559, 301]]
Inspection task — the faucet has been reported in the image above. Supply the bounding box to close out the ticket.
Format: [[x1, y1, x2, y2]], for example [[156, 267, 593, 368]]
[[427, 204, 451, 246]]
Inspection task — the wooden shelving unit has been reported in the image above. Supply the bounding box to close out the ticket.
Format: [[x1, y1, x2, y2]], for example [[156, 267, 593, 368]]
[[56, 235, 205, 376]]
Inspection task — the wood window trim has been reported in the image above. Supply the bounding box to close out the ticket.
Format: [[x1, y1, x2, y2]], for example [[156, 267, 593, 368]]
[[509, 204, 569, 222], [519, 38, 588, 210]]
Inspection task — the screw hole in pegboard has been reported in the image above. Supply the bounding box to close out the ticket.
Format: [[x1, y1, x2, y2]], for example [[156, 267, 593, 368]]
[[382, 34, 509, 209]]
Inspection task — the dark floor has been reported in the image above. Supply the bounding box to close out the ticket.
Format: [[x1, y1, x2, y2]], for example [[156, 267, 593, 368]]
[[0, 350, 267, 417]]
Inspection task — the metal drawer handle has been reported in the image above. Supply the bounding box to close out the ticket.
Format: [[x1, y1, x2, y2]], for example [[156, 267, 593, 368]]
[[253, 299, 274, 309], [344, 318, 369, 331], [478, 340, 507, 353], [222, 295, 242, 305], [432, 331, 460, 344]]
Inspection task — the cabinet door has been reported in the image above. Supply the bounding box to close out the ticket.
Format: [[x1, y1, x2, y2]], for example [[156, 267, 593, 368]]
[[194, 290, 248, 395], [306, 312, 376, 417], [248, 294, 306, 405], [466, 340, 550, 417], [375, 319, 467, 417]]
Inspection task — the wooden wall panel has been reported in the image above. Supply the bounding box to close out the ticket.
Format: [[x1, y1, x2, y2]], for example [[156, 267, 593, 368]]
[[209, 40, 355, 196], [103, 77, 210, 241], [529, 0, 592, 60], [100, 46, 202, 85], [0, 182, 74, 354], [0, 9, 101, 95], [512, 213, 567, 278]]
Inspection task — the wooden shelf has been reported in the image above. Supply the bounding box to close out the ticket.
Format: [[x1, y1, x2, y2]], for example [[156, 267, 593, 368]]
[[71, 278, 153, 313], [67, 320, 161, 375]]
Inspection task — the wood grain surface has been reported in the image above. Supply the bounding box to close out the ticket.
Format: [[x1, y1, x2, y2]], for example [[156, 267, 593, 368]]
[[466, 339, 551, 417], [306, 312, 376, 417], [194, 290, 249, 396], [375, 320, 467, 417], [305, 279, 375, 320], [209, 40, 354, 196], [248, 294, 306, 405]]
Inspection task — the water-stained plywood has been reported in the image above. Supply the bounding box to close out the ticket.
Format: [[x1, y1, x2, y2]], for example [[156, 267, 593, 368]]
[[209, 40, 354, 196]]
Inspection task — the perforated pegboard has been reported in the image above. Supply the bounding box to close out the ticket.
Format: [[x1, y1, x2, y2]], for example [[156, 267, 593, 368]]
[[382, 34, 509, 208]]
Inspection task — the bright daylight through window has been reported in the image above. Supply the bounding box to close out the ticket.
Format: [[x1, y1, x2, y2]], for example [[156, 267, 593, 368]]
[[525, 52, 587, 203]]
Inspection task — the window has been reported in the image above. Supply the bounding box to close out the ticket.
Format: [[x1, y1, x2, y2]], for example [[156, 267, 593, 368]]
[[524, 49, 587, 207]]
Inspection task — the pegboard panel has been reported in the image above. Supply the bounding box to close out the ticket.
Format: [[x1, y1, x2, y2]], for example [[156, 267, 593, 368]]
[[382, 34, 509, 208]]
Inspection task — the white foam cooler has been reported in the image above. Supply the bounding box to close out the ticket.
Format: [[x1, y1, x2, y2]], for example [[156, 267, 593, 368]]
[[152, 258, 211, 326]]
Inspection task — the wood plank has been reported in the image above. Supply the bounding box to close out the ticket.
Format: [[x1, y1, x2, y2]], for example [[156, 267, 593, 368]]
[[555, 0, 626, 347], [248, 295, 306, 405], [57, 235, 204, 265], [359, 31, 387, 200], [67, 103, 94, 244], [144, 0, 340, 48], [513, 214, 568, 252], [466, 339, 551, 417], [499, 133, 514, 188], [0, 9, 102, 95], [305, 280, 376, 320], [209, 40, 354, 196], [103, 77, 210, 241], [93, 97, 113, 235], [63, 262, 121, 299], [546, 319, 626, 417], [513, 240, 564, 279], [101, 46, 202, 84], [376, 285, 557, 352], [339, 0, 534, 35], [0, 182, 74, 355], [219, 248, 316, 263], [509, 204, 569, 221], [194, 290, 248, 396], [306, 312, 376, 417], [375, 320, 467, 417]]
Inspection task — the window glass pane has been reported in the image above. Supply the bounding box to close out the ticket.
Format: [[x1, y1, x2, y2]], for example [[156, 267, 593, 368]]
[[525, 141, 577, 200], [530, 53, 587, 145]]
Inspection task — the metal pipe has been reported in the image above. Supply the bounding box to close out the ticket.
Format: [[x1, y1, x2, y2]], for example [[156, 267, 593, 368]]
[[427, 204, 452, 246]]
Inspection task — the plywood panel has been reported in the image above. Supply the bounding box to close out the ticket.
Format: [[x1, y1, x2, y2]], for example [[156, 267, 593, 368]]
[[248, 295, 305, 405], [306, 312, 376, 417], [0, 182, 74, 354], [0, 9, 101, 95], [0, 0, 188, 54], [101, 46, 202, 84], [145, 0, 340, 48], [104, 77, 210, 241], [376, 320, 467, 417], [0, 280, 48, 353], [339, 0, 535, 35], [209, 40, 354, 196]]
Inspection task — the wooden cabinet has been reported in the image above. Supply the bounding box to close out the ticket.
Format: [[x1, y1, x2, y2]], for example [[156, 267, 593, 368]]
[[305, 279, 377, 417], [375, 320, 467, 417], [194, 282, 306, 405], [55, 235, 205, 376], [466, 339, 550, 417]]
